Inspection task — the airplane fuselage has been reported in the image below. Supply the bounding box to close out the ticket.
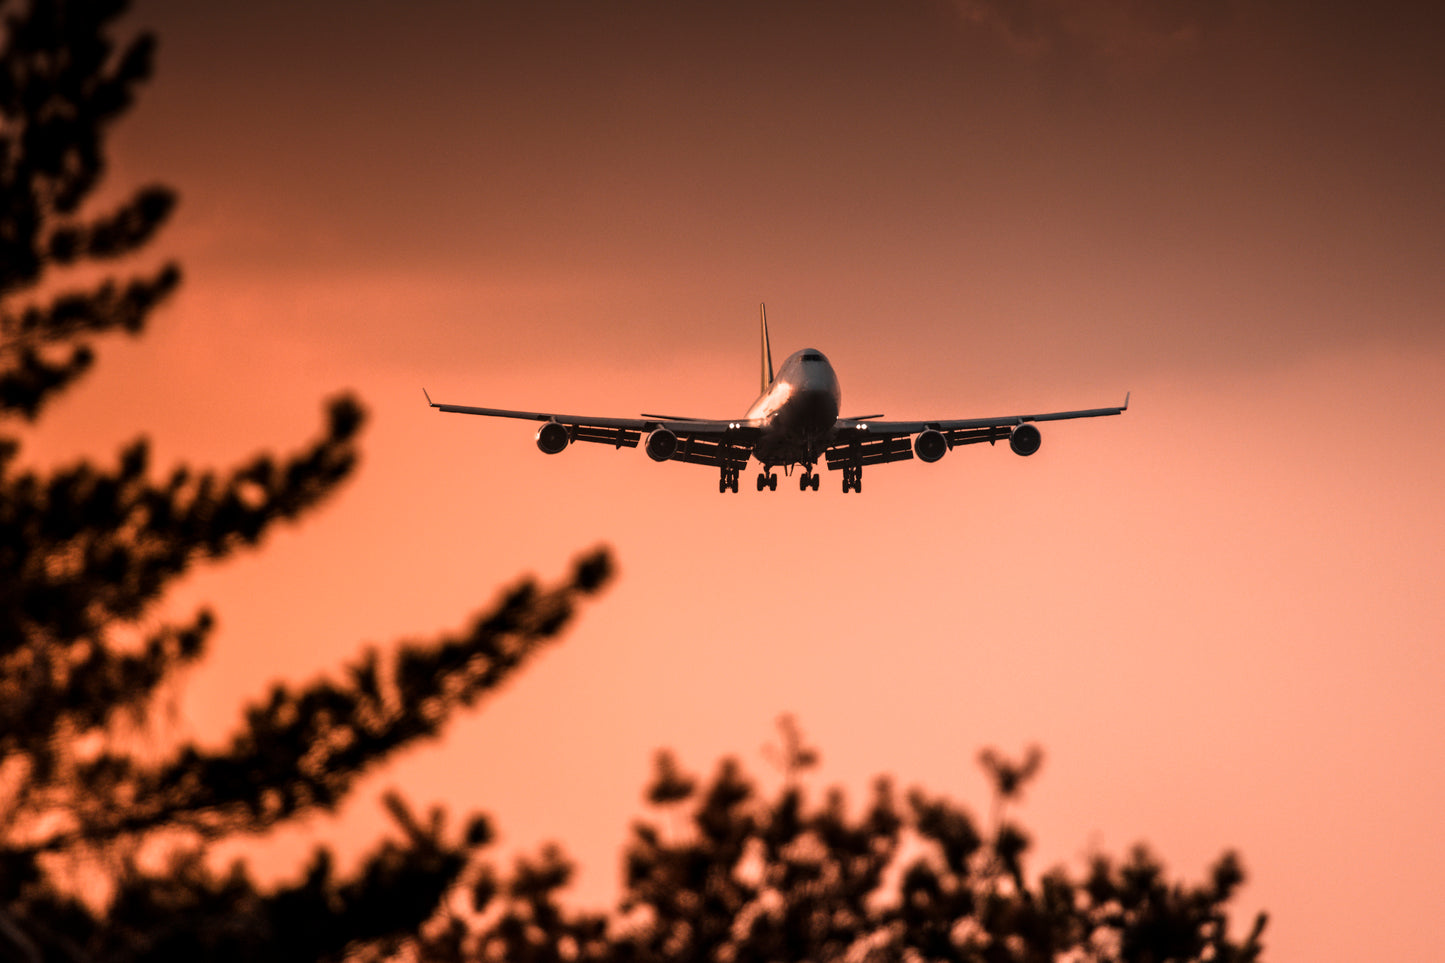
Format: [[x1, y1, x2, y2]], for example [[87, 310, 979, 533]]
[[745, 348, 841, 468]]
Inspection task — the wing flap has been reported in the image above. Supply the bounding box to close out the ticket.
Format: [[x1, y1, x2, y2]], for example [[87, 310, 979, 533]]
[[824, 434, 914, 470], [426, 392, 764, 466], [944, 425, 1014, 448], [670, 434, 753, 468], [570, 424, 641, 449], [427, 396, 649, 431], [862, 394, 1130, 436]]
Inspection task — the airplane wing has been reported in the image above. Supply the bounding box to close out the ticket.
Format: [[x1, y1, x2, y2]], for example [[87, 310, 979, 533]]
[[824, 394, 1129, 470], [424, 391, 760, 468]]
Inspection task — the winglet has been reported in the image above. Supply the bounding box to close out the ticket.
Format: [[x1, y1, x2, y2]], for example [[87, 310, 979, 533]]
[[1123, 391, 1130, 411], [423, 388, 436, 407], [760, 303, 775, 393]]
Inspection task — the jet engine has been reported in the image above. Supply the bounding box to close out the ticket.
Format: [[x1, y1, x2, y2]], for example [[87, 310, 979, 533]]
[[535, 421, 570, 454], [645, 428, 679, 462], [913, 429, 948, 463], [1009, 423, 1042, 457]]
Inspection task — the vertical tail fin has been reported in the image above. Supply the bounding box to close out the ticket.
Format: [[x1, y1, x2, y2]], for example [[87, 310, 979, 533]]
[[760, 303, 775, 392]]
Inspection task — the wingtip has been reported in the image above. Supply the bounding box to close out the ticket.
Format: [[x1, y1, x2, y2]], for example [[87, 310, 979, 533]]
[[1123, 391, 1130, 411], [423, 387, 435, 407]]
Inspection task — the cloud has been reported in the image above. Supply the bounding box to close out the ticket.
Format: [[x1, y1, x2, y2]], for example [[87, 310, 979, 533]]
[[950, 0, 1221, 65]]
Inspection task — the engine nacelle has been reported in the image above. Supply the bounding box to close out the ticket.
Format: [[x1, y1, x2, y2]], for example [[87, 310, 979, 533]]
[[913, 429, 948, 463], [645, 428, 679, 462], [1009, 423, 1042, 457], [535, 421, 570, 454]]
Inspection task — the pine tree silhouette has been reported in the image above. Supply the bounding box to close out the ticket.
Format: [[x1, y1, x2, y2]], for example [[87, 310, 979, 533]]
[[0, 3, 612, 959]]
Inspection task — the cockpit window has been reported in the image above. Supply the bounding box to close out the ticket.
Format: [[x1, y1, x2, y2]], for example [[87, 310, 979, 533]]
[[801, 352, 825, 362]]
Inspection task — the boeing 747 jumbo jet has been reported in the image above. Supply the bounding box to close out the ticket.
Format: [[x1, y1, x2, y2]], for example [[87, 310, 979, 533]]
[[425, 306, 1128, 493]]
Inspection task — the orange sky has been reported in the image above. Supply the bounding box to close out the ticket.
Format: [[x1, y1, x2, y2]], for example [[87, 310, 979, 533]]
[[22, 2, 1445, 959]]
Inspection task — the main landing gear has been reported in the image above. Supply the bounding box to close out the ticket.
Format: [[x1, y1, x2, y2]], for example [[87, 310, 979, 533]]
[[718, 464, 826, 493], [761, 464, 820, 492], [841, 465, 863, 493]]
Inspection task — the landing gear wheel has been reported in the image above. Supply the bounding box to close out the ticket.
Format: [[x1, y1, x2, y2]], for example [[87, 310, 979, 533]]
[[768, 473, 778, 491], [757, 473, 767, 491]]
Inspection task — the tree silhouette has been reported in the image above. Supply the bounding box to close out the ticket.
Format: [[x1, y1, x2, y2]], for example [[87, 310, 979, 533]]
[[413, 721, 1267, 963], [0, 2, 612, 960]]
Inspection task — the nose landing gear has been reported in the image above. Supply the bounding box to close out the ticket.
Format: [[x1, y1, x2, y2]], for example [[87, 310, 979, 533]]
[[799, 470, 820, 491], [756, 471, 778, 491]]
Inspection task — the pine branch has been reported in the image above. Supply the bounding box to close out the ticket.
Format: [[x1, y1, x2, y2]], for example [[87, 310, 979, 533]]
[[1, 11, 159, 296], [44, 186, 178, 266], [67, 794, 482, 963], [0, 3, 176, 421], [0, 395, 364, 655], [0, 395, 365, 813], [28, 547, 613, 850]]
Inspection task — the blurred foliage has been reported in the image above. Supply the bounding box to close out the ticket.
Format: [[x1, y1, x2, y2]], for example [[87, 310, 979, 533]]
[[0, 1, 612, 960], [411, 723, 1267, 963]]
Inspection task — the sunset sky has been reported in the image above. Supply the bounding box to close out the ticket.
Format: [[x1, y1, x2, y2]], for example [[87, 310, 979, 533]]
[[23, 1, 1445, 959]]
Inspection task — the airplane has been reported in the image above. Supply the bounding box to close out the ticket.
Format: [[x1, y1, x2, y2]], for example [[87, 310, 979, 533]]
[[425, 306, 1128, 494]]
